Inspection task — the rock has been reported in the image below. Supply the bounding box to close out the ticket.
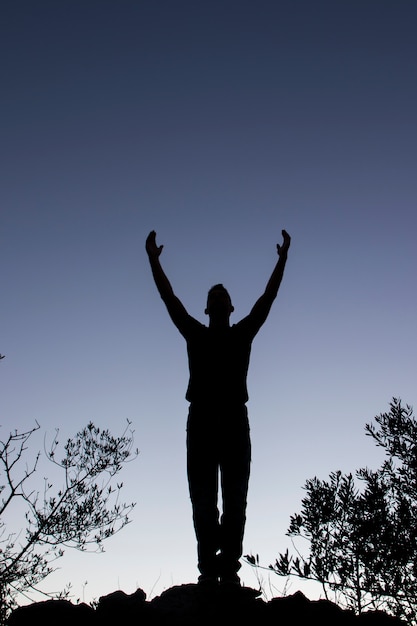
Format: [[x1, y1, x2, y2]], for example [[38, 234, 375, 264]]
[[150, 583, 264, 625], [94, 588, 148, 624], [267, 590, 356, 625], [7, 586, 406, 625], [7, 598, 94, 626]]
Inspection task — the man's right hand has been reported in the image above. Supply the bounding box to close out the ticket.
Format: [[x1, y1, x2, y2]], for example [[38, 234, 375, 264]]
[[146, 230, 164, 259], [277, 229, 291, 257]]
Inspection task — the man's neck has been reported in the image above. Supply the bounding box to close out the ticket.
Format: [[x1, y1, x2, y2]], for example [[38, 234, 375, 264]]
[[208, 316, 230, 330]]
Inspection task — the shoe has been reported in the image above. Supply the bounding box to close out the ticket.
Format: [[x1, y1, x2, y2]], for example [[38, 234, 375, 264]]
[[198, 574, 218, 588], [219, 573, 240, 587]]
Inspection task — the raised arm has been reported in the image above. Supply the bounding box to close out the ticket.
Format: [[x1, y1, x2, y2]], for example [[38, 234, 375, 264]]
[[146, 230, 189, 332], [245, 229, 291, 331]]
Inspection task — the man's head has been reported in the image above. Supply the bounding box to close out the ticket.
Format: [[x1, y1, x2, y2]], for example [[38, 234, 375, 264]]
[[205, 284, 234, 320]]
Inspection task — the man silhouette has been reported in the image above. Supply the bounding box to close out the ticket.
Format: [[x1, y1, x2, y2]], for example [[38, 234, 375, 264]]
[[146, 229, 291, 586]]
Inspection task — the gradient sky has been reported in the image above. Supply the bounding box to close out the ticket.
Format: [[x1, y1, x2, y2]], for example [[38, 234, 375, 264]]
[[1, 0, 416, 605]]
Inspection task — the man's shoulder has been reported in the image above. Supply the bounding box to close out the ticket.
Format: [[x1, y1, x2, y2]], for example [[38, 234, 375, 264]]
[[233, 316, 257, 333], [182, 316, 207, 337]]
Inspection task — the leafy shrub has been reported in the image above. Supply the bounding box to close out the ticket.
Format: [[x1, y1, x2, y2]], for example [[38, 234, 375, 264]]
[[0, 421, 137, 623], [247, 398, 417, 623]]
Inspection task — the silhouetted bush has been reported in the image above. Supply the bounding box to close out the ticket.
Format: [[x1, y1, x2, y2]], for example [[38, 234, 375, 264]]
[[247, 398, 417, 623], [0, 421, 137, 624]]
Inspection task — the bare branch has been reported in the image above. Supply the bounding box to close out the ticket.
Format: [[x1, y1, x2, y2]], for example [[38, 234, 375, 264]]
[[0, 420, 137, 623]]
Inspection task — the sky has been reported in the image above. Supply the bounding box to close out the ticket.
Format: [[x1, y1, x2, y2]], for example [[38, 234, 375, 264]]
[[1, 0, 417, 606]]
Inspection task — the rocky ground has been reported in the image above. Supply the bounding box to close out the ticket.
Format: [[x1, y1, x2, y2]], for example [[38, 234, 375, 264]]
[[8, 585, 405, 625]]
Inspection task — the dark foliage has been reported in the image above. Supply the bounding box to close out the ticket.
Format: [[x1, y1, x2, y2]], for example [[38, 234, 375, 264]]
[[247, 398, 417, 623], [0, 421, 137, 624]]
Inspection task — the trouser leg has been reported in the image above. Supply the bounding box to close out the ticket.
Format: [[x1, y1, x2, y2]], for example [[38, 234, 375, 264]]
[[219, 407, 251, 577], [186, 403, 251, 579], [186, 408, 220, 577]]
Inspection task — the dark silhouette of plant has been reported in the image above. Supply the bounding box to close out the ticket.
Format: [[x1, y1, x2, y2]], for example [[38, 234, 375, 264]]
[[0, 421, 137, 623], [246, 398, 417, 623]]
